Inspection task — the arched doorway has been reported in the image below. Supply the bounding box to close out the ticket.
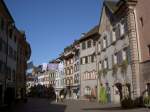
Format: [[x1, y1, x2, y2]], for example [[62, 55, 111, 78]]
[[114, 83, 122, 103]]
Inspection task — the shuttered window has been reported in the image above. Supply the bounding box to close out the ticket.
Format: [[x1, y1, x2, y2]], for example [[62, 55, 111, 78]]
[[117, 51, 123, 65], [0, 17, 4, 31]]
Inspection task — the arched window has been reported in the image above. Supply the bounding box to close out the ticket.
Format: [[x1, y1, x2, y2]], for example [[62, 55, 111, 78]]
[[84, 86, 91, 95]]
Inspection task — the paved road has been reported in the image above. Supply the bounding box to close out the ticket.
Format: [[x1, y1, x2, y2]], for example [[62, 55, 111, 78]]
[[2, 98, 149, 112]]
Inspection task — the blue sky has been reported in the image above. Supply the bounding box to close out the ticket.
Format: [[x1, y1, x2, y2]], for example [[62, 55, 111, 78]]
[[5, 0, 103, 65]]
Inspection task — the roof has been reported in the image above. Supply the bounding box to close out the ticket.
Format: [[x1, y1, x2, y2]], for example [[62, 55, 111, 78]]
[[104, 0, 120, 13], [79, 25, 99, 42]]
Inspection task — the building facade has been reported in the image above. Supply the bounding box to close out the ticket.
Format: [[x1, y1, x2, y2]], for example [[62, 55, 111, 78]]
[[72, 42, 80, 99], [96, 0, 150, 103], [63, 45, 75, 99], [97, 0, 133, 103], [79, 26, 99, 99], [135, 0, 150, 95], [54, 58, 65, 96], [0, 0, 31, 104]]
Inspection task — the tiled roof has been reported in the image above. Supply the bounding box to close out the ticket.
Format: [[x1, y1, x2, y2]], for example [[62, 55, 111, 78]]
[[79, 25, 99, 42]]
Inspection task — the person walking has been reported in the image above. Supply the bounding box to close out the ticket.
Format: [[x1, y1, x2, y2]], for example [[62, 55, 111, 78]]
[[99, 83, 107, 104], [55, 91, 59, 103], [106, 83, 111, 103]]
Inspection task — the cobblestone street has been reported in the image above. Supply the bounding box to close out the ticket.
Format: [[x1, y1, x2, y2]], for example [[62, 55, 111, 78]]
[[2, 98, 148, 112]]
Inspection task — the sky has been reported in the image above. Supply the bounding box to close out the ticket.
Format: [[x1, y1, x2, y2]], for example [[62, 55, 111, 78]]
[[5, 0, 103, 66]]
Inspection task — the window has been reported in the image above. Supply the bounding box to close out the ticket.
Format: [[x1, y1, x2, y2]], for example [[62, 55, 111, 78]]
[[140, 17, 144, 27], [9, 29, 13, 39], [115, 24, 120, 40], [14, 36, 17, 43], [104, 58, 108, 69], [71, 59, 73, 64], [74, 64, 76, 72], [111, 29, 116, 43], [103, 37, 107, 49], [148, 45, 150, 56], [122, 49, 127, 61], [82, 42, 86, 50], [80, 58, 82, 65], [98, 61, 102, 71], [119, 23, 125, 37], [117, 51, 123, 65], [0, 61, 2, 73], [0, 17, 4, 31], [93, 40, 96, 46], [67, 60, 69, 65], [70, 77, 73, 84], [91, 55, 95, 63], [67, 68, 69, 75], [85, 56, 88, 64], [0, 39, 2, 51], [112, 54, 117, 64], [84, 86, 91, 95], [82, 57, 85, 64], [87, 40, 91, 48], [77, 62, 79, 71], [98, 42, 101, 52], [8, 46, 13, 57], [70, 66, 73, 74]]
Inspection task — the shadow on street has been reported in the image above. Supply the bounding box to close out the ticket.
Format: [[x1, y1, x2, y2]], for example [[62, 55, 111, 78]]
[[82, 107, 142, 111], [1, 98, 67, 112]]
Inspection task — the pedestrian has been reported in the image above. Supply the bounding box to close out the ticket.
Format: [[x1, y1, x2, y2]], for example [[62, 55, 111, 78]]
[[106, 83, 111, 103], [55, 91, 59, 103], [60, 89, 65, 102], [99, 83, 107, 104]]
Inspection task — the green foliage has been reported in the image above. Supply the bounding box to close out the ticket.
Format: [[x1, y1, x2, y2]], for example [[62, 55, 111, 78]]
[[120, 60, 128, 74], [143, 96, 150, 107], [121, 97, 134, 108]]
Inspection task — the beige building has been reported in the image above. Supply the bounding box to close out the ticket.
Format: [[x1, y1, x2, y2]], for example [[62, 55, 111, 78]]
[[79, 26, 99, 99], [96, 0, 150, 103]]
